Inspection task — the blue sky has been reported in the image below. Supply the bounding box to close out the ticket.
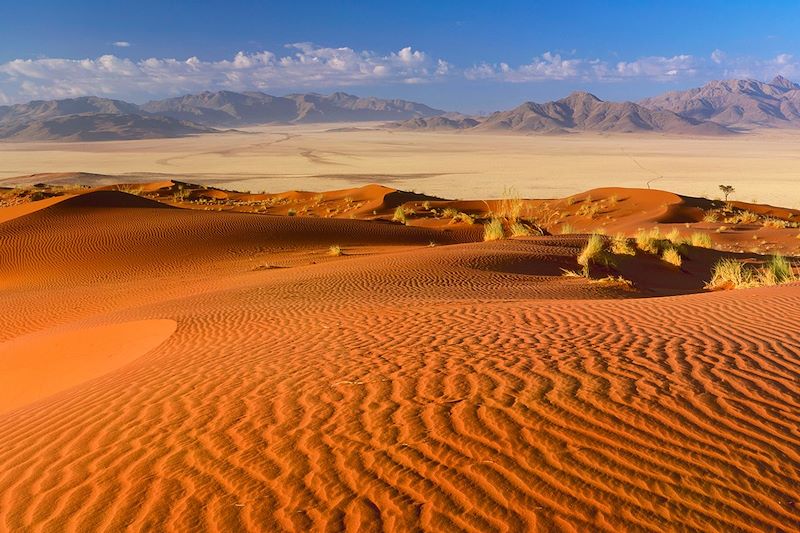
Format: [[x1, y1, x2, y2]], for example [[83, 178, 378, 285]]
[[1, 0, 799, 111]]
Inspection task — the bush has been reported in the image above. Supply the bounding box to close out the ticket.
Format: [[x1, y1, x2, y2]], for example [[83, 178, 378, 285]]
[[611, 233, 635, 255], [662, 247, 682, 267], [635, 227, 662, 254], [483, 218, 505, 241], [392, 205, 407, 224], [761, 254, 795, 285], [510, 222, 532, 237], [577, 234, 610, 277], [690, 232, 713, 248], [706, 259, 756, 289]]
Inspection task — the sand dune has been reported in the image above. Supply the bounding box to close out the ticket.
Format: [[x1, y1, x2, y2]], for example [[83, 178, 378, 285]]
[[0, 185, 798, 531]]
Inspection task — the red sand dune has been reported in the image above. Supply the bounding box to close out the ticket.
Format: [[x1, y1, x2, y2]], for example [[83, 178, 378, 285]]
[[0, 184, 798, 531]]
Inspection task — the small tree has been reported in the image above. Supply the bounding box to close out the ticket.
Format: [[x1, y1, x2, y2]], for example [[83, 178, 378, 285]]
[[719, 185, 735, 202]]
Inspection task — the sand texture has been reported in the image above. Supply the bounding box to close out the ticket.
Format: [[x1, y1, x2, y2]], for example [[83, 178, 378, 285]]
[[0, 186, 798, 532]]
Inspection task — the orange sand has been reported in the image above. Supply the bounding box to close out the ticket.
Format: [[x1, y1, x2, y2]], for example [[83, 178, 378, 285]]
[[0, 185, 797, 532]]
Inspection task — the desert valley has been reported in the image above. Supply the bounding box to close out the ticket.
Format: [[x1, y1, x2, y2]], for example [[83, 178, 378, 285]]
[[1, 3, 799, 531]]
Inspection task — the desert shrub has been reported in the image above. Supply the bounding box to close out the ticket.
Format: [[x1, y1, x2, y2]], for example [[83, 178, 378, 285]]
[[392, 205, 407, 224], [635, 227, 662, 254], [577, 234, 611, 277], [706, 259, 756, 289], [762, 218, 788, 229], [441, 207, 459, 219], [760, 254, 795, 285], [510, 222, 532, 237], [665, 228, 682, 244], [690, 232, 713, 248], [328, 245, 343, 256], [451, 212, 475, 225], [662, 246, 682, 267], [611, 233, 636, 255], [483, 218, 505, 241], [726, 210, 759, 224], [497, 187, 523, 222], [576, 202, 601, 219], [287, 208, 297, 216]]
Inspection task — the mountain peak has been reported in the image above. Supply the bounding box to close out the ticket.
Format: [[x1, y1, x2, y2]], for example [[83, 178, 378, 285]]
[[771, 75, 799, 90], [561, 91, 602, 103]]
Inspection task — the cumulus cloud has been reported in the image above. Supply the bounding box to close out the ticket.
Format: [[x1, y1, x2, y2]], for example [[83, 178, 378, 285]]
[[112, 41, 131, 48], [0, 43, 447, 103], [2, 45, 800, 104], [466, 52, 704, 82]]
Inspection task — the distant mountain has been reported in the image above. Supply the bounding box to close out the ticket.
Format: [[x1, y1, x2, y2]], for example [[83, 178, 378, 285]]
[[141, 90, 444, 127], [0, 96, 140, 124], [0, 113, 215, 142], [391, 92, 732, 135], [639, 76, 800, 128], [0, 91, 444, 141], [140, 91, 299, 126]]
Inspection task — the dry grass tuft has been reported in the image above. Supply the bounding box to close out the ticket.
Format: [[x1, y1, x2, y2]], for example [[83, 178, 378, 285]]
[[690, 232, 713, 248], [577, 234, 611, 277], [611, 233, 636, 255], [510, 222, 532, 237], [392, 205, 407, 224], [635, 227, 662, 254], [328, 245, 343, 256], [662, 247, 682, 268], [483, 218, 505, 241]]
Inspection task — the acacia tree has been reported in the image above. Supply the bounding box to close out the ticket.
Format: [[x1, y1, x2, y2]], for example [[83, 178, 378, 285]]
[[719, 184, 735, 202]]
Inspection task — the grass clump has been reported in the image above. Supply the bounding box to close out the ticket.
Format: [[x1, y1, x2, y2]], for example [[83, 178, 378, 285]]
[[761, 254, 795, 285], [726, 210, 759, 224], [690, 232, 713, 248], [611, 233, 636, 255], [328, 245, 343, 256], [483, 218, 505, 241], [576, 202, 601, 219], [577, 234, 611, 277], [510, 221, 532, 237], [497, 186, 523, 222], [706, 259, 756, 289], [392, 205, 407, 224], [560, 223, 575, 235], [635, 227, 662, 254], [441, 207, 459, 219], [662, 246, 682, 268], [451, 212, 474, 225]]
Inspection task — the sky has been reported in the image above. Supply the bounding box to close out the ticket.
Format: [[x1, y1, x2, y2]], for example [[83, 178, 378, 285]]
[[1, 0, 799, 112]]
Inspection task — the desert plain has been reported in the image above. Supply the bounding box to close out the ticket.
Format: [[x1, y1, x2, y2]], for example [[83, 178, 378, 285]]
[[0, 129, 799, 532], [2, 125, 800, 206]]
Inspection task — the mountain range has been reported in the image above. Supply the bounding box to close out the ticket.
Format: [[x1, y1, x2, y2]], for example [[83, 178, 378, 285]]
[[0, 92, 444, 141], [1, 76, 799, 141]]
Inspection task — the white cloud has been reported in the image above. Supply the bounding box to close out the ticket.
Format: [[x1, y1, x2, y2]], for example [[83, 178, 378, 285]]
[[0, 43, 447, 103], [466, 52, 704, 82], [112, 41, 131, 48], [464, 50, 800, 85], [2, 45, 800, 105]]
